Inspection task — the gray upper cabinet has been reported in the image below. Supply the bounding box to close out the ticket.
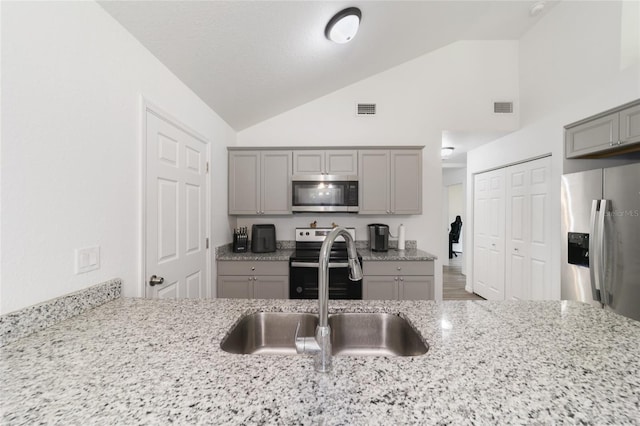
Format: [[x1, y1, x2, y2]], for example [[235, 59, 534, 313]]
[[391, 150, 422, 214], [358, 150, 390, 214], [229, 150, 291, 215], [293, 150, 357, 176], [228, 151, 260, 215], [359, 149, 422, 215], [620, 103, 640, 145], [566, 99, 640, 158]]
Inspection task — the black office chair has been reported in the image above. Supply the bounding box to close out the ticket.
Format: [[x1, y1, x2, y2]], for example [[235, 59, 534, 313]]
[[449, 217, 462, 259]]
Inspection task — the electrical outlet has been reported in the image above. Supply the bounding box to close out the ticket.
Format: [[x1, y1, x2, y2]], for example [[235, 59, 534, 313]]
[[75, 246, 100, 274]]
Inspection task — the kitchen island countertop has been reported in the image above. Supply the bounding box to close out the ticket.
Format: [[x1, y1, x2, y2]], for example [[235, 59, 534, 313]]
[[2, 297, 639, 424]]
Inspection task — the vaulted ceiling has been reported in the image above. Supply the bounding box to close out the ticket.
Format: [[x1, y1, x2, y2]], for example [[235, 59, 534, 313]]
[[99, 1, 556, 130]]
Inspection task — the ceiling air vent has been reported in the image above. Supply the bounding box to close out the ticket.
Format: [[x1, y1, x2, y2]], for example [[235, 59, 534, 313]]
[[356, 103, 376, 116], [494, 101, 514, 114]]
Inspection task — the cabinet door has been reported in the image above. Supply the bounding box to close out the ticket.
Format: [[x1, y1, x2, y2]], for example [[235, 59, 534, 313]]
[[565, 113, 619, 158], [253, 276, 288, 299], [228, 151, 260, 215], [400, 276, 434, 300], [261, 151, 292, 214], [391, 150, 422, 214], [358, 150, 390, 214], [325, 150, 358, 175], [620, 103, 640, 146], [293, 151, 324, 175], [218, 276, 253, 298], [363, 276, 398, 300], [473, 168, 506, 300]]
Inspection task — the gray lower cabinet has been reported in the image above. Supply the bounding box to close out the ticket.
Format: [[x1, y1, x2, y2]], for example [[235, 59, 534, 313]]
[[565, 100, 640, 158], [228, 150, 291, 215], [359, 149, 422, 215], [217, 261, 288, 299], [363, 260, 434, 300]]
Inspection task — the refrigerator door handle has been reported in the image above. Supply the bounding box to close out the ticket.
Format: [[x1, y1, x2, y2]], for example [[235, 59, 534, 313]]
[[589, 200, 602, 303], [597, 199, 609, 306]]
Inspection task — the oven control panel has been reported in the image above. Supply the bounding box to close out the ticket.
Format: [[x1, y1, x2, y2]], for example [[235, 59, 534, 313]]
[[295, 227, 356, 242]]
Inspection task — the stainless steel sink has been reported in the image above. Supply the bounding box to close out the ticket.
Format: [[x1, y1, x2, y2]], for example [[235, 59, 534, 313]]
[[220, 312, 428, 356]]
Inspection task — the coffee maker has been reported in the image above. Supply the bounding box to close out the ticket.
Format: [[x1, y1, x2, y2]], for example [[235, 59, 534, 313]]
[[368, 224, 389, 252]]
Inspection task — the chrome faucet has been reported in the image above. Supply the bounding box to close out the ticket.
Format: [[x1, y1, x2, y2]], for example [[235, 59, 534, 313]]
[[295, 227, 363, 372]]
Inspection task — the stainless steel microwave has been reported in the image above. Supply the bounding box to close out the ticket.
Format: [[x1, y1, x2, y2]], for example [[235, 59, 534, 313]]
[[291, 175, 359, 213]]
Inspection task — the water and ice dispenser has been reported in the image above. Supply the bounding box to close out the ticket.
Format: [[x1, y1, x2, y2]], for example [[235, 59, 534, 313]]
[[567, 232, 590, 267]]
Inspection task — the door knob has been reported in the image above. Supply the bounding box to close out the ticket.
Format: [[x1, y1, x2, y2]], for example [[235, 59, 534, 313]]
[[149, 275, 164, 286]]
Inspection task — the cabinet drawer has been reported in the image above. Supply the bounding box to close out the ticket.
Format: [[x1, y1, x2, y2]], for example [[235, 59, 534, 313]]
[[217, 261, 288, 276], [364, 260, 433, 276]]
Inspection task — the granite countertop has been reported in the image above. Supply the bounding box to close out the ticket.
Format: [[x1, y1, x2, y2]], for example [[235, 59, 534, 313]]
[[359, 248, 437, 261], [216, 242, 437, 262], [2, 298, 639, 424], [216, 244, 293, 261]]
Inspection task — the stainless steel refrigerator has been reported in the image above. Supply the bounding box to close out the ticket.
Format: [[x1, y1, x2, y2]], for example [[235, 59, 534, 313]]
[[561, 162, 640, 321]]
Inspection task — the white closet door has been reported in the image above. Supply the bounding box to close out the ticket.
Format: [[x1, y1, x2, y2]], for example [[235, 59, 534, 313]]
[[473, 168, 506, 300], [527, 157, 552, 300], [505, 157, 552, 300], [505, 162, 529, 300]]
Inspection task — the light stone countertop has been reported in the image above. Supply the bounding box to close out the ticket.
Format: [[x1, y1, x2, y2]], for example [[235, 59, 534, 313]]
[[2, 298, 639, 424], [359, 248, 437, 261], [216, 242, 436, 262]]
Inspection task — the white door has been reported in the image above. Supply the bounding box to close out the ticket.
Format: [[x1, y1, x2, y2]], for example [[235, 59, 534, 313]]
[[526, 157, 552, 300], [473, 168, 506, 300], [505, 157, 552, 300], [145, 110, 209, 299], [505, 162, 529, 300]]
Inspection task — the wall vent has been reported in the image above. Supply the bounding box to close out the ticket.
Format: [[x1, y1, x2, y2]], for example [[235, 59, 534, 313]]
[[356, 103, 376, 116], [494, 101, 514, 114]]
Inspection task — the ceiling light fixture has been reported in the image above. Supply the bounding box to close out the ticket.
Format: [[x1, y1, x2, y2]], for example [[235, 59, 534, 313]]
[[325, 7, 362, 44], [441, 147, 455, 159], [529, 1, 546, 17]]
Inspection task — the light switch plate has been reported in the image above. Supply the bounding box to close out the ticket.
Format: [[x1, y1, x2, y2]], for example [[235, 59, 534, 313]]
[[75, 246, 100, 274]]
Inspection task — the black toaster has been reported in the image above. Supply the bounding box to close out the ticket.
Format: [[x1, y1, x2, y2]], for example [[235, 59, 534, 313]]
[[251, 224, 276, 253]]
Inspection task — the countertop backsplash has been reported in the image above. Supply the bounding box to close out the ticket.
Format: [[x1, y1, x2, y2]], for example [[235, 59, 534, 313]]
[[0, 278, 122, 347]]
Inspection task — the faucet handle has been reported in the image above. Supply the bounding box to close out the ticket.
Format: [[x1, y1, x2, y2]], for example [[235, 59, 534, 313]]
[[294, 320, 320, 354]]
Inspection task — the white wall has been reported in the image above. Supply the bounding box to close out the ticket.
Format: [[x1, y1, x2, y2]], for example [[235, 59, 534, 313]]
[[1, 2, 236, 314], [466, 0, 640, 298], [237, 40, 520, 301]]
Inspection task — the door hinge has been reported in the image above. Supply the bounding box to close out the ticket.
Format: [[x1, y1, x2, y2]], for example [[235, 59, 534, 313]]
[[206, 162, 209, 173], [206, 237, 209, 249]]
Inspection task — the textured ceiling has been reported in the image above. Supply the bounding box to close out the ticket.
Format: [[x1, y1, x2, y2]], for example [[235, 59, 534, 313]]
[[99, 1, 556, 130]]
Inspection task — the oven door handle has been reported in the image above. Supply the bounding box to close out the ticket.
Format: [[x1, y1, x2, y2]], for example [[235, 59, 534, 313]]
[[290, 261, 349, 268]]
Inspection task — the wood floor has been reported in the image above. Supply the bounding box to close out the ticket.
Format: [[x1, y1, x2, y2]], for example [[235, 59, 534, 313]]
[[443, 254, 484, 301]]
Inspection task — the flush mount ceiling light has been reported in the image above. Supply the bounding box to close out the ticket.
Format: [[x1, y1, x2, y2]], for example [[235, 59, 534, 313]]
[[325, 7, 362, 44], [441, 147, 455, 159]]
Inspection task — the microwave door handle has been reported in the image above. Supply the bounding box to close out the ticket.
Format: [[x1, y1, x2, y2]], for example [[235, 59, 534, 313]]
[[597, 200, 609, 306], [589, 200, 603, 303]]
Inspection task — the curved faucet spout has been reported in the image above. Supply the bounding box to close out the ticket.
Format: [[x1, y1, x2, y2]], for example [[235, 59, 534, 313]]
[[297, 226, 361, 373], [318, 227, 361, 328]]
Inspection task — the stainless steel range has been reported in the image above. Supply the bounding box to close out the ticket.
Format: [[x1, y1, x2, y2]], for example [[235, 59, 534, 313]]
[[289, 227, 363, 299]]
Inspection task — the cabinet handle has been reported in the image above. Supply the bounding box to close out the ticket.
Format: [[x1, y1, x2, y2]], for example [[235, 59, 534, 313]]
[[397, 267, 401, 271], [618, 140, 623, 145], [394, 276, 399, 281], [400, 277, 404, 281], [251, 266, 255, 271]]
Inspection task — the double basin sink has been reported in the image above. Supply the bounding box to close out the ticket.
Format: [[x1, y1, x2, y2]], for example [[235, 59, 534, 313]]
[[221, 312, 428, 357]]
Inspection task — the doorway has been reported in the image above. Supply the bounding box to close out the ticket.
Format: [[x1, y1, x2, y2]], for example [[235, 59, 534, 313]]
[[143, 105, 210, 299]]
